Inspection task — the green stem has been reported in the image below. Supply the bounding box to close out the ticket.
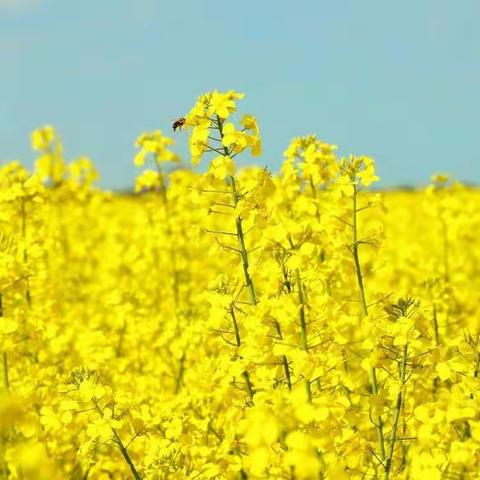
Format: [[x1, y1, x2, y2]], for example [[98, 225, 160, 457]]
[[229, 175, 257, 305], [228, 306, 254, 401], [214, 116, 256, 401], [474, 349, 480, 379], [287, 234, 312, 401], [309, 176, 320, 222], [229, 305, 242, 347], [112, 428, 142, 480], [215, 115, 257, 306], [309, 178, 326, 263], [282, 355, 292, 391], [352, 183, 368, 318], [2, 353, 9, 391], [296, 269, 308, 351], [174, 352, 186, 394], [296, 268, 311, 402], [272, 318, 292, 391], [370, 367, 385, 463], [383, 345, 408, 480], [242, 371, 255, 400], [351, 182, 386, 463], [92, 401, 142, 479]]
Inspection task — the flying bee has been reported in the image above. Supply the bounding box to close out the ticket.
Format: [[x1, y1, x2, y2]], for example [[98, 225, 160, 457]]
[[172, 117, 186, 132]]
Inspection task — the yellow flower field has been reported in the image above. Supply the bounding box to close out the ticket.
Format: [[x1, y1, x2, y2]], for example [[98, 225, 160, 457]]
[[1, 91, 479, 479]]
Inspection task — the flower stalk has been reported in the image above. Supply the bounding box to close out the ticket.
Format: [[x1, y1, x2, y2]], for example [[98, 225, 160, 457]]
[[383, 344, 409, 480], [92, 400, 142, 480], [350, 179, 386, 464]]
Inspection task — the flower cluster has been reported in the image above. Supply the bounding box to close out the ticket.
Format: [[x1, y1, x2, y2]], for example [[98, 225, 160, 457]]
[[0, 92, 479, 479]]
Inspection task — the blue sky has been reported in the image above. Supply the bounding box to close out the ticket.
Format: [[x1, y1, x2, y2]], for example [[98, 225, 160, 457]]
[[1, 0, 479, 189]]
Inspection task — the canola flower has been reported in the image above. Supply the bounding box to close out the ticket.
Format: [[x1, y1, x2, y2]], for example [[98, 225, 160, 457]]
[[0, 91, 479, 479]]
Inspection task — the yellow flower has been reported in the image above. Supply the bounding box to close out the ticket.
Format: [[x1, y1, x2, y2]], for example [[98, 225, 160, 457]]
[[241, 114, 260, 136], [190, 126, 210, 165], [222, 122, 249, 152], [78, 379, 106, 402], [435, 362, 451, 381], [134, 169, 162, 192], [357, 156, 380, 186], [86, 418, 113, 442], [207, 90, 244, 119], [134, 130, 179, 166], [31, 125, 56, 151]]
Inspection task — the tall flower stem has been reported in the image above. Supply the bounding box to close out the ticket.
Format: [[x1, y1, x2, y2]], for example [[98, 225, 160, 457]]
[[286, 233, 312, 400], [296, 268, 312, 402], [214, 116, 257, 400], [2, 353, 8, 391], [215, 115, 257, 306], [228, 175, 257, 306], [92, 400, 142, 480], [351, 181, 386, 464], [383, 345, 408, 480], [309, 176, 321, 222], [352, 183, 368, 318]]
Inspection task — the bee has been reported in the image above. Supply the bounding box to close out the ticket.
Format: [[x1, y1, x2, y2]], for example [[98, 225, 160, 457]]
[[172, 117, 186, 132]]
